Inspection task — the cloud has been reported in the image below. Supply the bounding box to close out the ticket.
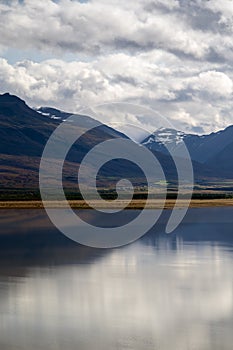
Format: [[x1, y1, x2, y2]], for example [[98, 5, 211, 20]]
[[0, 0, 233, 62], [191, 70, 233, 97], [1, 1, 233, 134], [0, 53, 233, 135]]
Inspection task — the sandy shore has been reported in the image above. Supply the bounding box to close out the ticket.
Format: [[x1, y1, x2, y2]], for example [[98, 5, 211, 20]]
[[1, 199, 233, 209]]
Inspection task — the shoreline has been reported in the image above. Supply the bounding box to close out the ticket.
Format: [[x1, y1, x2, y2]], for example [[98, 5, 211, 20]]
[[1, 198, 233, 209]]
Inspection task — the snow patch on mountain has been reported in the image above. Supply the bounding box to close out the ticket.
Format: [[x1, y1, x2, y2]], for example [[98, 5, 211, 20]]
[[36, 110, 51, 117], [142, 128, 186, 148]]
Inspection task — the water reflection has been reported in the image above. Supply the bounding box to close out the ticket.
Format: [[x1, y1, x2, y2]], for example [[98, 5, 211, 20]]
[[0, 208, 233, 350]]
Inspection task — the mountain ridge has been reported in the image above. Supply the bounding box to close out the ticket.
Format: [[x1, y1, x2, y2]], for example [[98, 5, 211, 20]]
[[0, 93, 233, 191], [141, 125, 233, 173]]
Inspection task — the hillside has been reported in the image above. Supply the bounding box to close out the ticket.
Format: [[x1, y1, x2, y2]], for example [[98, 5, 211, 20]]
[[0, 93, 231, 197]]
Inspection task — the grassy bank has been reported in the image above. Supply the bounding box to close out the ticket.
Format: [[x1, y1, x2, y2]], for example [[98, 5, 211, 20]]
[[1, 198, 233, 209]]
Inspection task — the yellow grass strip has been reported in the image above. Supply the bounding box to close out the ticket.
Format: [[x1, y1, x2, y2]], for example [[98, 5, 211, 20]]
[[1, 199, 233, 209]]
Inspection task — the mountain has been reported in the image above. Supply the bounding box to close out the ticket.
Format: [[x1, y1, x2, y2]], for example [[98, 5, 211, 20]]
[[2, 94, 180, 192], [1, 93, 232, 194], [0, 93, 59, 157], [0, 93, 133, 189], [142, 128, 188, 155], [205, 139, 233, 176], [1, 94, 193, 193], [142, 127, 233, 178], [0, 96, 129, 158], [36, 106, 129, 140], [141, 127, 212, 163]]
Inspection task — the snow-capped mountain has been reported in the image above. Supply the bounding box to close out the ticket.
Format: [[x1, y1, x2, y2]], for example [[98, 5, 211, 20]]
[[2, 93, 233, 187], [37, 107, 233, 177], [142, 128, 188, 154], [142, 126, 233, 166], [141, 127, 202, 160], [143, 128, 185, 145]]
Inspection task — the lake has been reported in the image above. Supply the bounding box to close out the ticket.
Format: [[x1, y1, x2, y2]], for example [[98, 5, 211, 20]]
[[0, 207, 233, 350]]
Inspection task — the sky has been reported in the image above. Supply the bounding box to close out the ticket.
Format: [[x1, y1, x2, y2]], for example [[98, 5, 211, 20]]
[[1, 0, 233, 134]]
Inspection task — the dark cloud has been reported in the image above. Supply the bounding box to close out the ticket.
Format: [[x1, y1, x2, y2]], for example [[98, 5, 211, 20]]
[[111, 75, 139, 87]]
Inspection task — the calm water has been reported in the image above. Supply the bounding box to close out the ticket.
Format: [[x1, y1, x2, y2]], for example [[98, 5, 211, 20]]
[[0, 208, 233, 350]]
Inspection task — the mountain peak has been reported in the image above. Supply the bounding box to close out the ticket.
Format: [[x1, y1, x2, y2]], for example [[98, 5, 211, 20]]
[[142, 127, 186, 148], [0, 93, 45, 123], [0, 92, 26, 105]]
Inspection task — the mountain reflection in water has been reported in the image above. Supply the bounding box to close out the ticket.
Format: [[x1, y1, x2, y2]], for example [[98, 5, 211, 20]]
[[0, 208, 233, 350]]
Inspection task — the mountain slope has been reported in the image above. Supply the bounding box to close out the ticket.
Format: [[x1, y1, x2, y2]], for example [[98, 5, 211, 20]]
[[0, 93, 232, 192], [0, 93, 133, 189], [205, 140, 233, 176], [142, 126, 233, 171], [0, 93, 59, 156]]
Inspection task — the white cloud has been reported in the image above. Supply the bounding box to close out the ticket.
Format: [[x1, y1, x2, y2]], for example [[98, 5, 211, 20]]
[[0, 0, 232, 61], [1, 1, 233, 134], [1, 54, 233, 135], [191, 71, 233, 97]]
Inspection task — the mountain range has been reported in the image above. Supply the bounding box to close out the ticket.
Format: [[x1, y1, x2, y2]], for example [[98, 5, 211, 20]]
[[0, 93, 233, 193], [142, 126, 233, 178]]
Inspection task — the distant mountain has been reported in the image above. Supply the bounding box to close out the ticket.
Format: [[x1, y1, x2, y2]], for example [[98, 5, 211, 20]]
[[35, 108, 184, 185], [205, 138, 233, 176], [142, 127, 233, 177], [2, 94, 180, 191], [142, 128, 188, 155], [142, 127, 210, 162], [1, 93, 233, 192]]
